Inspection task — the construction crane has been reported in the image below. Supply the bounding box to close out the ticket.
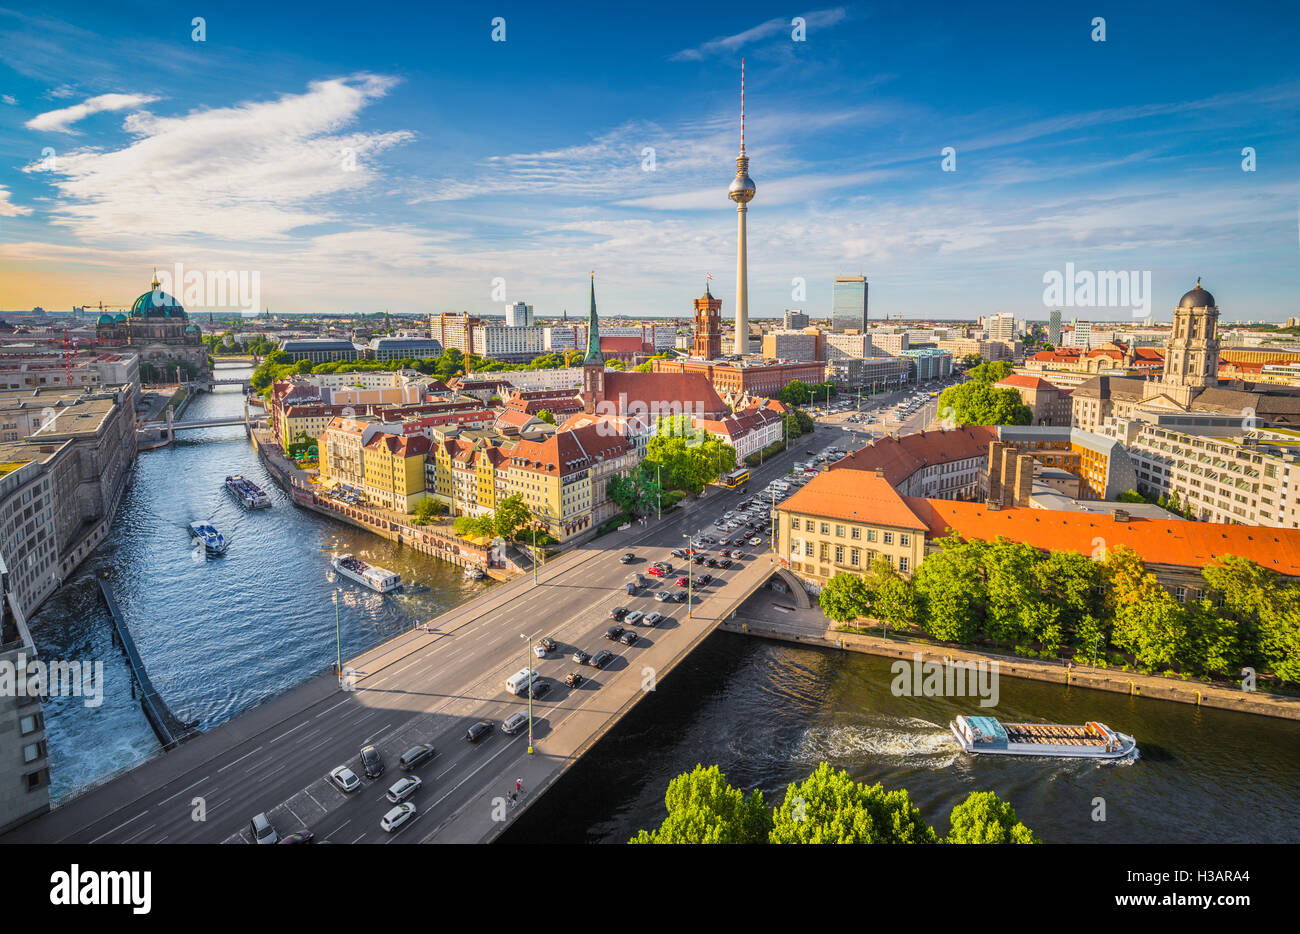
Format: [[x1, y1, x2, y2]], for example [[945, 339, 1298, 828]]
[[62, 327, 76, 388]]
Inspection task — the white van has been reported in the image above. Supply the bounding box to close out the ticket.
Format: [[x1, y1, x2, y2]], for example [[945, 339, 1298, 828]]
[[505, 668, 540, 696]]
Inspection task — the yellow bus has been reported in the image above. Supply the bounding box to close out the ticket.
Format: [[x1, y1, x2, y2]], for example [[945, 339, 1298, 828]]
[[722, 469, 750, 489]]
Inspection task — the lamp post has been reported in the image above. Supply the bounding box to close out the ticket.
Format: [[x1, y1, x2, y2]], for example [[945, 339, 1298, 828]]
[[683, 532, 694, 618], [520, 632, 536, 754], [656, 465, 661, 521], [532, 524, 537, 586], [334, 591, 342, 682]]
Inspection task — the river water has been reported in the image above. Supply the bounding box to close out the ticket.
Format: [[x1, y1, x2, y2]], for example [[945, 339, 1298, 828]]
[[29, 365, 492, 802], [28, 366, 1300, 841]]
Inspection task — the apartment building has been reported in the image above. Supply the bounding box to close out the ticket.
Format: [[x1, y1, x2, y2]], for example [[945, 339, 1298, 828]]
[[832, 427, 998, 500], [361, 432, 431, 512], [0, 553, 49, 833]]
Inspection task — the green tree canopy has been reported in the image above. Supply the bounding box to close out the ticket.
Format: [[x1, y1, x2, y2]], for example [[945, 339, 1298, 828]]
[[819, 572, 870, 623], [944, 791, 1039, 844], [937, 382, 1032, 427], [629, 765, 770, 844], [769, 763, 935, 844]]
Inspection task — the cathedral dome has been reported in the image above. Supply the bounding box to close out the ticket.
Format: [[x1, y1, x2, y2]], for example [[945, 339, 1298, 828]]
[[1178, 279, 1215, 309], [130, 278, 187, 319], [97, 313, 115, 325]]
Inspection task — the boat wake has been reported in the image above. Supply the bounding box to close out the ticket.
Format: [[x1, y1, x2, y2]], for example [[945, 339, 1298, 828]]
[[784, 717, 959, 767]]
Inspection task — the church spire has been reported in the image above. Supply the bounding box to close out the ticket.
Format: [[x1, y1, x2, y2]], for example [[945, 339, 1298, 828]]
[[583, 270, 602, 364]]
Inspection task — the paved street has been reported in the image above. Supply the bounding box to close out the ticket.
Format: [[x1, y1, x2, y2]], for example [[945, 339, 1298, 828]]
[[5, 415, 839, 845]]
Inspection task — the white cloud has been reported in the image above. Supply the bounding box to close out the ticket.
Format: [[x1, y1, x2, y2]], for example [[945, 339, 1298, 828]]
[[25, 74, 412, 243], [670, 8, 848, 61], [1, 94, 16, 105], [0, 185, 31, 217], [26, 93, 159, 132]]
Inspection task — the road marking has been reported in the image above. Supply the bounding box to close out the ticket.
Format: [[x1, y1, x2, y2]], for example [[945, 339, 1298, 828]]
[[314, 697, 352, 719], [89, 811, 149, 844], [217, 745, 264, 773], [268, 720, 311, 744], [156, 774, 210, 807]]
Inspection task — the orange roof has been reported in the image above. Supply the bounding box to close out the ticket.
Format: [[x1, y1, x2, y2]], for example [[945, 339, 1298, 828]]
[[997, 374, 1058, 391], [775, 469, 928, 531], [833, 426, 997, 486], [904, 498, 1300, 575]]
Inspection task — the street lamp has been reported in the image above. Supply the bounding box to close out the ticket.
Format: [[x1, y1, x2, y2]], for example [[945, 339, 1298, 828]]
[[656, 465, 661, 521], [682, 532, 694, 618], [519, 632, 536, 754], [333, 590, 343, 682]]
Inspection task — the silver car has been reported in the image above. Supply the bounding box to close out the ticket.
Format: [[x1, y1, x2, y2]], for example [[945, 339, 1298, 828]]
[[386, 775, 422, 804], [328, 765, 361, 794], [502, 712, 529, 734]]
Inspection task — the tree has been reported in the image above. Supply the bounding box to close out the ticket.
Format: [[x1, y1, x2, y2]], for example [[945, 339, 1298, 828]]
[[768, 763, 935, 844], [643, 417, 736, 493], [411, 497, 445, 525], [777, 380, 810, 406], [633, 361, 654, 373], [944, 791, 1038, 844], [1104, 547, 1189, 669], [535, 409, 556, 425], [966, 360, 1013, 383], [819, 572, 870, 623], [629, 765, 770, 844], [453, 515, 495, 539], [1117, 489, 1148, 504], [606, 471, 661, 518], [858, 556, 919, 629], [607, 359, 626, 371], [937, 382, 1032, 426], [492, 494, 532, 540], [912, 536, 986, 643]]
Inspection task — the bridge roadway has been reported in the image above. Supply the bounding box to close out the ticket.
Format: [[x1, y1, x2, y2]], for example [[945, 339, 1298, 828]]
[[3, 425, 825, 845]]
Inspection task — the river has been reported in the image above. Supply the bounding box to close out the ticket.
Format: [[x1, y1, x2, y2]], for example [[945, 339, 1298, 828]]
[[29, 365, 493, 802]]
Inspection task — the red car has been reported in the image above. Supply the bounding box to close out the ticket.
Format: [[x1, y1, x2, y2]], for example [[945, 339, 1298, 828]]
[[648, 566, 665, 577], [675, 576, 689, 587]]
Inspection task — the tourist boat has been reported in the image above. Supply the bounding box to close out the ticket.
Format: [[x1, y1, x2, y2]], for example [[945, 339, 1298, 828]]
[[331, 553, 402, 593], [949, 715, 1137, 759], [225, 475, 271, 510], [464, 566, 486, 581], [189, 521, 228, 556]]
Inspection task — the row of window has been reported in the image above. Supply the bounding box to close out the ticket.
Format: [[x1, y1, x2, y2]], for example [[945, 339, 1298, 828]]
[[790, 517, 909, 546]]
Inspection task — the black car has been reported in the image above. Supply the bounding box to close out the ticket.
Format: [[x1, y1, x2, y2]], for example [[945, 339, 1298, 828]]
[[693, 555, 708, 565], [609, 607, 628, 622], [359, 744, 384, 779], [529, 679, 551, 699], [707, 558, 720, 568], [589, 650, 614, 668], [698, 573, 713, 585], [619, 552, 635, 564], [604, 625, 625, 641], [619, 630, 639, 646], [466, 721, 493, 742], [572, 649, 590, 665], [670, 548, 686, 558], [719, 558, 733, 569], [564, 671, 584, 687]]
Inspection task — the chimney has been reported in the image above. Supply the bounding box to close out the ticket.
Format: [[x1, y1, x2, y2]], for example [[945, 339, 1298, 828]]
[[1113, 509, 1130, 523], [986, 499, 1001, 511]]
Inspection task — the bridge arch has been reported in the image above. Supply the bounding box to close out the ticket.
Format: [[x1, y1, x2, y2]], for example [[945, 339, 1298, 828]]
[[762, 566, 812, 609]]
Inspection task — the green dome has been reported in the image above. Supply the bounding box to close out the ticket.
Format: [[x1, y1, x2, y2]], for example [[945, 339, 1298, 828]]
[[97, 313, 115, 325], [130, 286, 186, 319], [114, 313, 127, 322]]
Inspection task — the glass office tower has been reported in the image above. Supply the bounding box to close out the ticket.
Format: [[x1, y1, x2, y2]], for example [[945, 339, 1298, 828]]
[[832, 276, 868, 332]]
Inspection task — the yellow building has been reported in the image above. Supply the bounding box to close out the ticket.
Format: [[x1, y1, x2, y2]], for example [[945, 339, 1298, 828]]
[[361, 432, 431, 513]]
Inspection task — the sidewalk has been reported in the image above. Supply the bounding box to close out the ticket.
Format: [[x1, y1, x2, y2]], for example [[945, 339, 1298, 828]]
[[727, 596, 1300, 721]]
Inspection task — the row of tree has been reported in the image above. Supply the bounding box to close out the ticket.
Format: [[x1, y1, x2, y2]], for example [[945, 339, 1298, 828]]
[[818, 538, 1300, 683], [776, 379, 838, 407], [630, 763, 1037, 844], [449, 494, 535, 541]]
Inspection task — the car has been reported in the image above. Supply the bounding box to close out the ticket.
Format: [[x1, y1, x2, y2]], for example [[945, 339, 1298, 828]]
[[732, 537, 748, 546], [501, 712, 529, 734], [654, 591, 671, 602], [564, 671, 584, 687], [698, 573, 713, 585], [706, 558, 720, 568], [675, 576, 689, 587], [750, 537, 763, 546], [359, 744, 384, 779], [250, 813, 279, 845], [572, 649, 590, 665], [380, 803, 417, 833], [670, 548, 687, 558], [277, 830, 314, 845], [329, 765, 361, 793], [386, 775, 422, 803], [609, 606, 628, 622], [647, 566, 665, 577], [619, 630, 639, 645], [693, 555, 708, 565], [672, 591, 688, 603], [589, 650, 614, 668], [619, 552, 635, 564], [605, 625, 625, 640], [625, 610, 645, 624], [399, 744, 436, 770], [643, 611, 664, 627], [528, 679, 551, 699], [466, 720, 494, 742], [718, 548, 731, 557], [657, 561, 674, 572], [718, 558, 732, 569], [534, 637, 557, 657]]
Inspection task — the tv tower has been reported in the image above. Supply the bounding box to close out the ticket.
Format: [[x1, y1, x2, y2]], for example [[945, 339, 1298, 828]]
[[728, 59, 756, 355]]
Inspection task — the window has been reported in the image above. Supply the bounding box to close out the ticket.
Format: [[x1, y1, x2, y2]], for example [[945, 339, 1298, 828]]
[[900, 533, 909, 546], [820, 522, 830, 534], [819, 543, 829, 561], [851, 527, 861, 540], [835, 525, 845, 538], [835, 545, 844, 563], [899, 557, 909, 573], [867, 529, 877, 542], [883, 532, 893, 545], [804, 542, 813, 557], [850, 549, 860, 566], [19, 714, 39, 736]]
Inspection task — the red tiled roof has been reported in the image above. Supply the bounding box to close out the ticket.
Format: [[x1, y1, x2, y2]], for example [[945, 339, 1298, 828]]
[[997, 374, 1058, 391], [904, 498, 1300, 575], [602, 371, 729, 419], [775, 469, 928, 530], [832, 426, 997, 486]]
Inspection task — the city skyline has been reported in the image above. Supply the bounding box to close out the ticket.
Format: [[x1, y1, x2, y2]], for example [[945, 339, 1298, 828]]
[[2, 2, 1300, 320]]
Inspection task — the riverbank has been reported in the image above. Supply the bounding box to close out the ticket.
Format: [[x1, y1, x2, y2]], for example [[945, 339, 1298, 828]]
[[726, 601, 1300, 721]]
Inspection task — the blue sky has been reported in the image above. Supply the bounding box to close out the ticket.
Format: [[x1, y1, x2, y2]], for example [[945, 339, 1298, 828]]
[[1, 1, 1299, 321]]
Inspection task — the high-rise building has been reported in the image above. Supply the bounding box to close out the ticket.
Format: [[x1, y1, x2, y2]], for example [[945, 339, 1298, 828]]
[[1048, 309, 1062, 345], [986, 312, 1016, 341], [505, 302, 534, 327], [831, 276, 868, 332], [729, 61, 756, 355], [693, 285, 722, 359], [783, 309, 809, 329]]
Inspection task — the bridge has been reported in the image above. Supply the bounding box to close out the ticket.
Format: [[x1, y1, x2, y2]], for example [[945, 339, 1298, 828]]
[[1, 428, 825, 845], [188, 377, 251, 392]]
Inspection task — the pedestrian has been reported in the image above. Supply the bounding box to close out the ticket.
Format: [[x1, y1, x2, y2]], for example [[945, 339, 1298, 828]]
[[516, 777, 523, 793], [507, 791, 515, 807]]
